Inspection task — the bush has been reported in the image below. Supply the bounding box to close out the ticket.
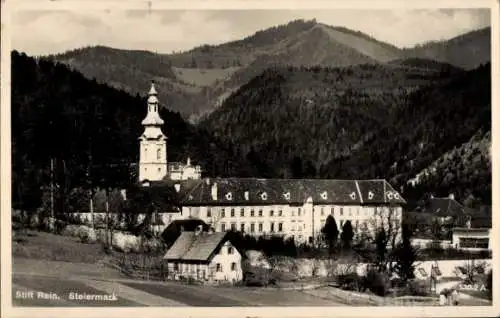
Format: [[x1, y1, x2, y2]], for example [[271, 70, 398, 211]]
[[363, 269, 391, 296], [337, 273, 365, 292], [243, 266, 271, 287], [403, 280, 430, 297]]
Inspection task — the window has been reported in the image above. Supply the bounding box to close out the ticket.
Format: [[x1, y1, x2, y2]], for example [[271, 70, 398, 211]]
[[207, 208, 212, 218], [292, 210, 295, 217], [278, 210, 283, 216], [459, 237, 489, 249], [221, 223, 226, 232], [349, 208, 352, 216], [231, 223, 236, 231], [250, 223, 255, 232], [231, 262, 237, 271], [258, 209, 263, 217], [240, 223, 245, 232], [270, 210, 274, 217], [157, 148, 161, 160], [340, 207, 344, 216], [331, 207, 334, 214], [158, 167, 161, 172], [321, 207, 324, 216], [250, 209, 255, 217], [278, 223, 283, 232], [231, 208, 235, 217], [216, 263, 222, 272], [258, 223, 263, 232], [221, 208, 225, 218], [228, 246, 234, 255], [240, 208, 244, 217], [270, 222, 275, 232], [298, 208, 301, 216]]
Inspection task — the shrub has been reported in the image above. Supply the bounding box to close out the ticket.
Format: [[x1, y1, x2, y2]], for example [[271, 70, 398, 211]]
[[403, 280, 430, 297], [243, 266, 271, 287], [363, 269, 391, 296], [337, 273, 365, 292]]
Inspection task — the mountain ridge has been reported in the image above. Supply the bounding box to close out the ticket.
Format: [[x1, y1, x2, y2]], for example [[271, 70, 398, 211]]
[[47, 20, 490, 120]]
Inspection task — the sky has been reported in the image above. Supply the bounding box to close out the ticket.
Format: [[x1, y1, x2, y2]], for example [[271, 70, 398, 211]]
[[11, 8, 491, 56]]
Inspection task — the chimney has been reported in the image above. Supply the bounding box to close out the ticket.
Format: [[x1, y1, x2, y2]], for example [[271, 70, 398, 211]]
[[211, 182, 218, 200], [174, 183, 181, 193], [448, 193, 455, 200]]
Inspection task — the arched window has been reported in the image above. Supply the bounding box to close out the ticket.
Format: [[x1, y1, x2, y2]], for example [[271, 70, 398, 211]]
[[157, 148, 161, 160]]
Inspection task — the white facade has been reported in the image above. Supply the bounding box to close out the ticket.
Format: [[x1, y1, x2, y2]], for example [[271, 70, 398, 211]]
[[451, 228, 491, 251], [139, 82, 168, 182], [168, 158, 202, 181], [180, 203, 402, 245]]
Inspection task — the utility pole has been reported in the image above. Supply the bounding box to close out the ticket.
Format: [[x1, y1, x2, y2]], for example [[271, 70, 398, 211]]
[[105, 187, 110, 248], [50, 158, 55, 232], [88, 137, 95, 229]]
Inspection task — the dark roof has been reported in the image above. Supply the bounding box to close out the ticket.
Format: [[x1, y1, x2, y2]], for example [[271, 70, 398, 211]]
[[423, 197, 467, 217], [180, 178, 405, 206], [164, 231, 229, 262]]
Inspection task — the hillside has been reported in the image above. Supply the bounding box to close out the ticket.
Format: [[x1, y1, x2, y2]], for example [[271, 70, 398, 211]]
[[11, 51, 258, 214], [199, 62, 461, 178], [324, 63, 491, 207], [199, 62, 491, 207], [402, 27, 491, 70]]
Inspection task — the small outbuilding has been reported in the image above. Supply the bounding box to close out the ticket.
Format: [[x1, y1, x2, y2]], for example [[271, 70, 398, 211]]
[[164, 227, 244, 284]]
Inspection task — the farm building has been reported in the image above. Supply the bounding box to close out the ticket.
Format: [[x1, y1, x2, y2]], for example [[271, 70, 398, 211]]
[[164, 227, 244, 283]]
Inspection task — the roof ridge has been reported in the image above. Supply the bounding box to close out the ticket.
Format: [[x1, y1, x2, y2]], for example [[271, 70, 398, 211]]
[[204, 177, 389, 182]]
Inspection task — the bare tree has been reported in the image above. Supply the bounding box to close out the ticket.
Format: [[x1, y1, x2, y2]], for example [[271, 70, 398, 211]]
[[369, 206, 402, 273]]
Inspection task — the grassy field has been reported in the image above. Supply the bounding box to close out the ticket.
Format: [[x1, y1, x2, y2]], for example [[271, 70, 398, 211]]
[[172, 67, 240, 87], [12, 230, 107, 264]]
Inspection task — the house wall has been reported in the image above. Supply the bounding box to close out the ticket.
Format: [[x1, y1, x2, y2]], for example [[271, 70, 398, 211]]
[[170, 166, 202, 180], [452, 230, 490, 251], [210, 241, 243, 282], [181, 203, 403, 245]]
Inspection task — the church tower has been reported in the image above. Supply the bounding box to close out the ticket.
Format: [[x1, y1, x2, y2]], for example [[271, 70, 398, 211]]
[[139, 81, 167, 182]]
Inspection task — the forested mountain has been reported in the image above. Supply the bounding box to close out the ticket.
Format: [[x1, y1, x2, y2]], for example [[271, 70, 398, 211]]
[[11, 51, 258, 214], [199, 62, 491, 208], [47, 20, 490, 121], [402, 27, 491, 70]]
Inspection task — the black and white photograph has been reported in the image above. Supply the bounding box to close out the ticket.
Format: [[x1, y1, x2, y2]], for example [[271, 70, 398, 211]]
[[1, 0, 498, 316]]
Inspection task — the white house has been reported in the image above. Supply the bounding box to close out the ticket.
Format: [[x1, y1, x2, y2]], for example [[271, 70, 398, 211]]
[[164, 228, 244, 283]]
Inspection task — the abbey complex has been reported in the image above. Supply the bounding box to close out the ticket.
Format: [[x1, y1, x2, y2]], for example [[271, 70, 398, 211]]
[[136, 83, 405, 244]]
